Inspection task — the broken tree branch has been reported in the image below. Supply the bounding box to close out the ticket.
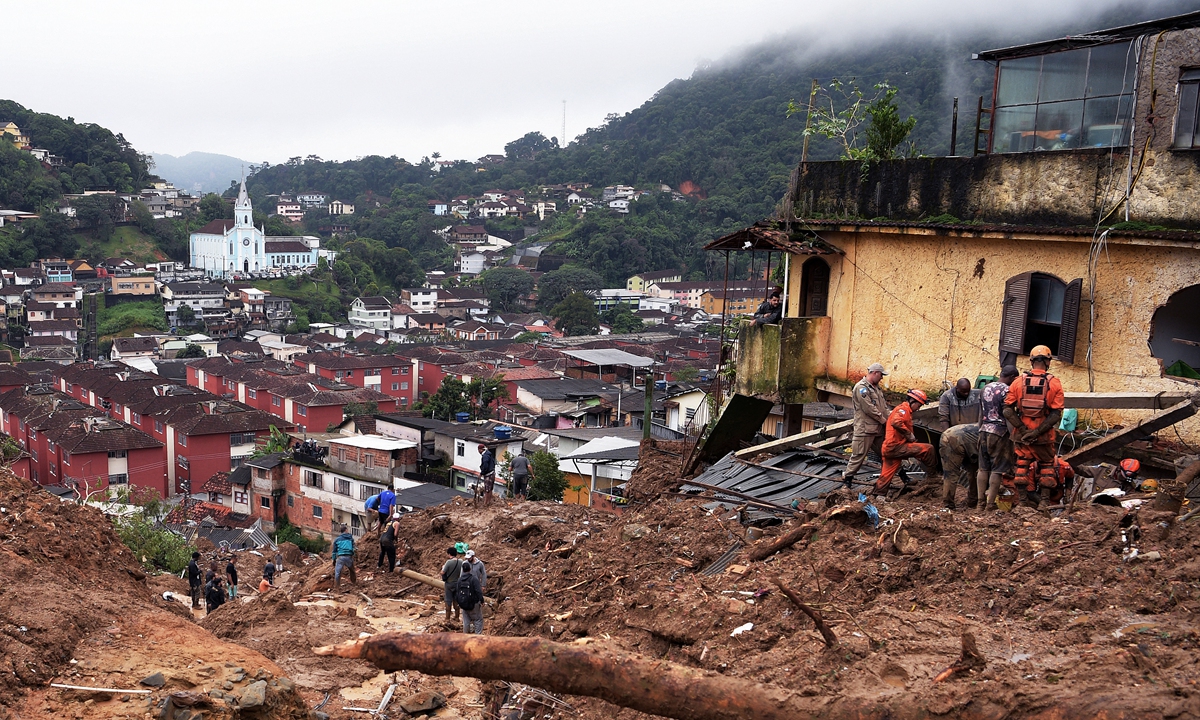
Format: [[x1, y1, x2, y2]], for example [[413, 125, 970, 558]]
[[932, 632, 987, 683], [746, 506, 843, 562], [772, 578, 837, 648]]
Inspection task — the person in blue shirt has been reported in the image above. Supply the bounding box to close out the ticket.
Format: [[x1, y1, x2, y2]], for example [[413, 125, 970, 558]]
[[377, 488, 396, 527], [364, 494, 381, 529]]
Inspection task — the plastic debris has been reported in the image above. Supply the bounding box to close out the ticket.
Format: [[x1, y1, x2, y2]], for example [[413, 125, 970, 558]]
[[730, 622, 754, 637]]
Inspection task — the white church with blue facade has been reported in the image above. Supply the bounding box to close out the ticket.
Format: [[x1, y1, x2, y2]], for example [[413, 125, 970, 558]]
[[189, 178, 322, 278]]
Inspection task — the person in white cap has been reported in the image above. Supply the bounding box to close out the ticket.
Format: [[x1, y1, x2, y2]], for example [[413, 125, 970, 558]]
[[842, 362, 891, 489]]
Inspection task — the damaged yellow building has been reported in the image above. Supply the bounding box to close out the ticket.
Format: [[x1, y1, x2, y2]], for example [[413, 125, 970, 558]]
[[718, 10, 1200, 441]]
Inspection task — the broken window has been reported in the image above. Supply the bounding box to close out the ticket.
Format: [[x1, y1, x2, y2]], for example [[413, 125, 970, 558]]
[[1173, 68, 1200, 148], [992, 41, 1135, 153], [1150, 284, 1200, 377], [998, 272, 1082, 364]]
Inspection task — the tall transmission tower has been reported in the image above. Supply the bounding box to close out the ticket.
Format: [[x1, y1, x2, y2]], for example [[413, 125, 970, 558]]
[[562, 100, 567, 147]]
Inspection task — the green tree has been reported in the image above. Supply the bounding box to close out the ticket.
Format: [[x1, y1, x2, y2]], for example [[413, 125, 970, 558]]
[[601, 304, 645, 334], [672, 365, 699, 382], [479, 267, 535, 312], [112, 513, 194, 573], [344, 401, 379, 417], [198, 193, 232, 223], [252, 425, 292, 458], [863, 85, 918, 160], [527, 451, 567, 501], [175, 343, 207, 359], [505, 131, 557, 160], [513, 330, 544, 343], [421, 377, 471, 420], [537, 265, 605, 311], [175, 303, 197, 327], [788, 80, 915, 162], [551, 291, 600, 336], [465, 376, 510, 420]]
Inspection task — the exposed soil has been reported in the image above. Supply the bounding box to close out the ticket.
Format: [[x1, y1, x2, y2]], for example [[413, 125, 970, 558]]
[[6, 447, 1200, 720]]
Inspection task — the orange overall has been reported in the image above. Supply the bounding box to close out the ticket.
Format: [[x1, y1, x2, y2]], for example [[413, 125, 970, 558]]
[[1004, 369, 1064, 492], [875, 403, 937, 492]]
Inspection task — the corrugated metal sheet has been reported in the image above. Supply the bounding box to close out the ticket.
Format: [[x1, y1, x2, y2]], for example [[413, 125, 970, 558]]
[[683, 446, 852, 505]]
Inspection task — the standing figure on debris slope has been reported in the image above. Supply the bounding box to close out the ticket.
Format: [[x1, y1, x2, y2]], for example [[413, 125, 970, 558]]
[[441, 545, 466, 623], [226, 556, 239, 599], [187, 551, 202, 609], [1002, 346, 1065, 506], [263, 559, 276, 585], [479, 444, 497, 505], [332, 524, 357, 591], [275, 549, 285, 574], [510, 450, 533, 500], [875, 389, 938, 494], [378, 512, 402, 572], [458, 549, 487, 634], [938, 378, 982, 431], [752, 289, 783, 326], [842, 362, 891, 489], [377, 486, 396, 528], [977, 366, 1020, 510]]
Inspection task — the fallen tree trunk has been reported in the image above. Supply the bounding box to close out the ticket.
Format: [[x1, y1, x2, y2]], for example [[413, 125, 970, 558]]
[[314, 632, 1165, 720], [745, 505, 848, 562], [315, 632, 806, 720]]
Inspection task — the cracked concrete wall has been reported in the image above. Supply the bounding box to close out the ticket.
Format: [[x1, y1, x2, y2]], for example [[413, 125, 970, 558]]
[[794, 27, 1200, 229], [801, 228, 1200, 440]]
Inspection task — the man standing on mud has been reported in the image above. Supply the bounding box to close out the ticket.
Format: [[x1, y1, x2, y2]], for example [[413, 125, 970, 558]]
[[978, 365, 1019, 510], [1003, 347, 1064, 505], [332, 524, 357, 591], [441, 545, 466, 623], [478, 444, 496, 505], [187, 551, 202, 609], [842, 363, 890, 489]]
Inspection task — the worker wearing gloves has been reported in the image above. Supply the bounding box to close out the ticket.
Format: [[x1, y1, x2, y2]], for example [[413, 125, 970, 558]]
[[939, 422, 980, 510], [1002, 346, 1065, 505], [875, 389, 938, 494]]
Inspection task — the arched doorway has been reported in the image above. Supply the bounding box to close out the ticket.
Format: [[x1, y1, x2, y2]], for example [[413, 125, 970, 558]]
[[799, 257, 830, 317], [1150, 284, 1200, 377], [244, 259, 250, 273]]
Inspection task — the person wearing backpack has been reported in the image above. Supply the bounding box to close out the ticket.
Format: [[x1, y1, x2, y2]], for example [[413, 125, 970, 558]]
[[456, 556, 485, 634], [440, 544, 465, 623], [331, 524, 357, 591]]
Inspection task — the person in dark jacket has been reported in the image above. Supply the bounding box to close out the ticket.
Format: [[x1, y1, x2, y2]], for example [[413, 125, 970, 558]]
[[478, 445, 496, 505], [225, 557, 239, 599], [752, 290, 782, 326], [186, 552, 202, 609], [332, 525, 357, 591], [205, 575, 225, 614]]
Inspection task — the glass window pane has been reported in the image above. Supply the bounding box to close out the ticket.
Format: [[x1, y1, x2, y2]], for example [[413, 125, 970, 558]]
[[992, 105, 1037, 152], [1039, 48, 1089, 102], [1174, 82, 1199, 149], [998, 56, 1041, 106], [1029, 276, 1065, 324], [1034, 100, 1084, 150], [1083, 94, 1132, 147], [1087, 42, 1136, 97]]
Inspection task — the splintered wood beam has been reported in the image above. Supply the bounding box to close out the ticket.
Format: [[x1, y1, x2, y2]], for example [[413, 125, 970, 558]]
[[1063, 392, 1194, 409], [1064, 399, 1198, 465], [734, 419, 853, 458]]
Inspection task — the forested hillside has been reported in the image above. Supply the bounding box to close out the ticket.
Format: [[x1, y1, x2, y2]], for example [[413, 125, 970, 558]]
[[240, 2, 1184, 286]]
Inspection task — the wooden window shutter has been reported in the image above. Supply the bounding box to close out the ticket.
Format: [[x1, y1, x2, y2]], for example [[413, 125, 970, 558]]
[[999, 272, 1032, 356], [1056, 278, 1083, 364]]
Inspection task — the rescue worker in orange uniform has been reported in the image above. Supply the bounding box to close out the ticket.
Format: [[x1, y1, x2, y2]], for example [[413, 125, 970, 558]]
[[1002, 345, 1065, 505], [1027, 456, 1075, 505], [875, 389, 938, 493]]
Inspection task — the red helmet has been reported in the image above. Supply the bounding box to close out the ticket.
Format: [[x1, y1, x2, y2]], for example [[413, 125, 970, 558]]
[[906, 389, 928, 405], [1120, 458, 1140, 475]]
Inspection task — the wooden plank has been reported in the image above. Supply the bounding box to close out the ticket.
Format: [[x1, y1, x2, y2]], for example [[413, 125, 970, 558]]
[[1063, 400, 1198, 465], [1063, 392, 1193, 410], [734, 418, 853, 458], [1172, 337, 1200, 348]]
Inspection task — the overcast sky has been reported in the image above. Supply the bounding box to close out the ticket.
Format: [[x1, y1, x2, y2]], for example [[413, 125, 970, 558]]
[[3, 0, 1167, 164]]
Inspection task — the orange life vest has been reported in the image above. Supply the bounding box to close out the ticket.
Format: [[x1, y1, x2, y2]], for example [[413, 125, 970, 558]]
[[1018, 372, 1054, 419]]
